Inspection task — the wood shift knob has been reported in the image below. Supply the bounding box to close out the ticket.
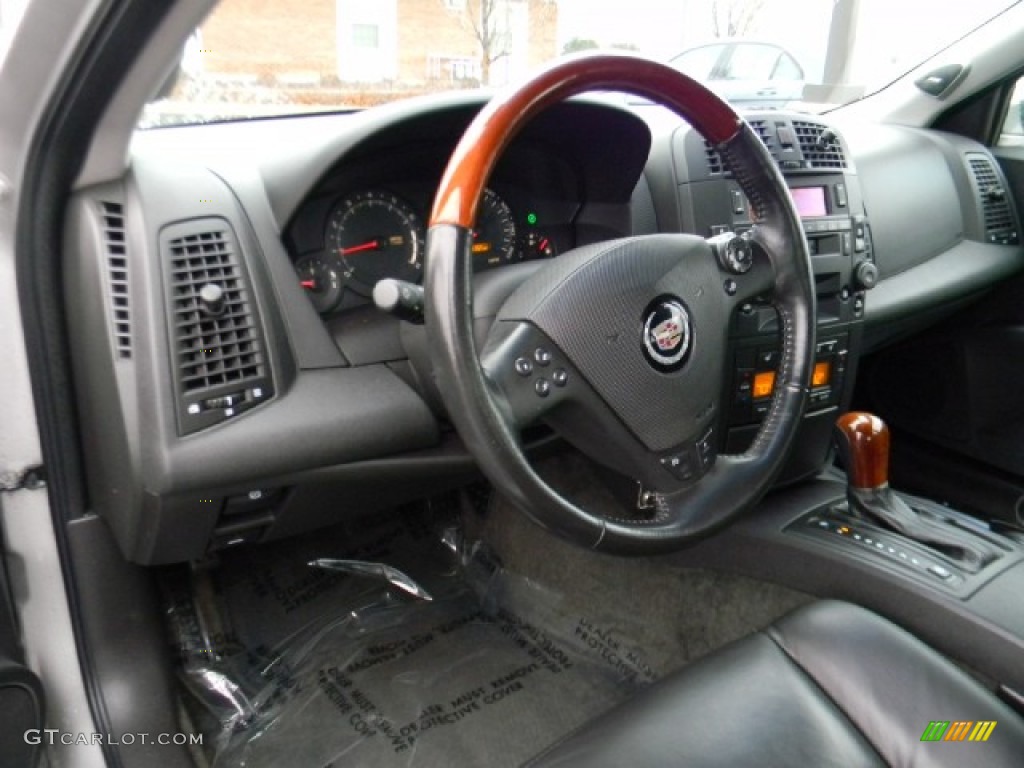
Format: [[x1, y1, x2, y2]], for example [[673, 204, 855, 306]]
[[834, 412, 890, 490]]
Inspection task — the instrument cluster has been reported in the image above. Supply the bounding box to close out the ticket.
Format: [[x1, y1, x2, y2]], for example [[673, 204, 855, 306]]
[[291, 186, 562, 315]]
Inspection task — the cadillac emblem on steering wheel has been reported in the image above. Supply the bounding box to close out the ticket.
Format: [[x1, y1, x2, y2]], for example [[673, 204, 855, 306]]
[[642, 297, 692, 372]]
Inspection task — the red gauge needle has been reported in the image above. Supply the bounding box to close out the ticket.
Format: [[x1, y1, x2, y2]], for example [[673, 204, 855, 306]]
[[340, 240, 380, 256], [300, 280, 316, 289]]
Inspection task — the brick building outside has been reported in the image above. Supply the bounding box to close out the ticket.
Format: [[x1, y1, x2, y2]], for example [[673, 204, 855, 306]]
[[198, 0, 558, 92]]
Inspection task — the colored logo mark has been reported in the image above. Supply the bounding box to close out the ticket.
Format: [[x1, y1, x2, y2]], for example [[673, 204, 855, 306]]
[[921, 721, 997, 742]]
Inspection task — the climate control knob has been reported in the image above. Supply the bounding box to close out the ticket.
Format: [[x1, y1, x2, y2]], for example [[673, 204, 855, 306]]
[[853, 260, 879, 290]]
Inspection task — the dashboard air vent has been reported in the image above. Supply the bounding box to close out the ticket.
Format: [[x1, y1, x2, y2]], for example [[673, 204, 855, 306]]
[[704, 140, 724, 174], [748, 119, 774, 152], [168, 228, 263, 391], [162, 219, 274, 435], [792, 120, 847, 169], [965, 153, 1018, 245], [703, 121, 772, 176], [100, 201, 131, 359]]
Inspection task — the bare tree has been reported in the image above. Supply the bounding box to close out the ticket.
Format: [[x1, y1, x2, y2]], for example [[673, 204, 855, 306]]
[[442, 0, 511, 85], [442, 0, 558, 83], [710, 0, 765, 38]]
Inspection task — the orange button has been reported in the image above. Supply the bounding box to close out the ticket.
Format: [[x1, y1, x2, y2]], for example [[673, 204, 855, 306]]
[[812, 361, 831, 388], [753, 371, 775, 399]]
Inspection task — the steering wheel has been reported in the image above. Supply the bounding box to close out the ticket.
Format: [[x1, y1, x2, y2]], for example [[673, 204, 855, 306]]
[[425, 53, 815, 553]]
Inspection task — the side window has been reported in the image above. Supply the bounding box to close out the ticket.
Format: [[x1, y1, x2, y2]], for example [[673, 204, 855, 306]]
[[773, 52, 803, 82], [999, 77, 1024, 146], [671, 45, 724, 81]]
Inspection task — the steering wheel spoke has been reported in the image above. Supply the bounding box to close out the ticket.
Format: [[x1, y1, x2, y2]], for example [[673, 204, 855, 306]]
[[479, 321, 574, 430]]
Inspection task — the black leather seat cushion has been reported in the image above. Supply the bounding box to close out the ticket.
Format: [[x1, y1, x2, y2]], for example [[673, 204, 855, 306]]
[[528, 601, 1024, 767]]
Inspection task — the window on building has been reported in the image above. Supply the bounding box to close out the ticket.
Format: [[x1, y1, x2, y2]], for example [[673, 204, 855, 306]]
[[352, 23, 379, 49], [427, 54, 480, 82]]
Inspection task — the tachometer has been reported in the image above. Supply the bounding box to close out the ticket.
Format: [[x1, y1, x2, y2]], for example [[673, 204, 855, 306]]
[[471, 189, 517, 270], [326, 190, 424, 295]]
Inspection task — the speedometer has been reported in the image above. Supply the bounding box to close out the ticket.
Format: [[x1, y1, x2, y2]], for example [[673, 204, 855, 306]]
[[326, 190, 424, 296]]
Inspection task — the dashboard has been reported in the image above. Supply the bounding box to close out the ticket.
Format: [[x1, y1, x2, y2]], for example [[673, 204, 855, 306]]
[[63, 92, 1024, 564]]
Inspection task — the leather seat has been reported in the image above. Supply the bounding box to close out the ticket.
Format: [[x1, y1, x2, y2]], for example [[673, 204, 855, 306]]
[[528, 601, 1024, 767]]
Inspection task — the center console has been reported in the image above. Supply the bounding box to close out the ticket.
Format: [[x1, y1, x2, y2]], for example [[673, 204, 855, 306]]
[[656, 114, 1024, 708], [671, 114, 875, 484]]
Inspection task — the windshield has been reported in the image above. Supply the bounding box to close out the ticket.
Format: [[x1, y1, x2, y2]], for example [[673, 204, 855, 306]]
[[141, 0, 1019, 128]]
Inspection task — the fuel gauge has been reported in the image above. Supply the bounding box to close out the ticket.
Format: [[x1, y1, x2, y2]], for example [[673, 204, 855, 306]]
[[295, 255, 343, 314], [526, 232, 558, 260]]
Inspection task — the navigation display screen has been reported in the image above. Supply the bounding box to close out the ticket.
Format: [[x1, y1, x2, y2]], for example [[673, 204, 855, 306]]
[[790, 186, 828, 218]]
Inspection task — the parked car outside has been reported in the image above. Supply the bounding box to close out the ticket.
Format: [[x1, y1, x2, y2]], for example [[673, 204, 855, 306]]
[[669, 39, 805, 109]]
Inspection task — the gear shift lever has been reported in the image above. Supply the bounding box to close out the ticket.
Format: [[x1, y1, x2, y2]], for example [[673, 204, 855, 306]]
[[833, 412, 890, 491], [834, 412, 996, 571]]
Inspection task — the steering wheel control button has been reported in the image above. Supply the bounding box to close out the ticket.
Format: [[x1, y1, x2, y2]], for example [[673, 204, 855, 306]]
[[552, 369, 568, 387], [661, 452, 695, 481], [708, 231, 754, 274], [534, 378, 551, 398], [514, 357, 533, 377], [534, 348, 552, 366], [641, 297, 693, 373], [724, 279, 737, 296], [696, 428, 716, 468]]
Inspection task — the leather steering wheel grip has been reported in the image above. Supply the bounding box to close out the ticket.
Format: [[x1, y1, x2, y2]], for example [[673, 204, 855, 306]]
[[424, 52, 816, 552]]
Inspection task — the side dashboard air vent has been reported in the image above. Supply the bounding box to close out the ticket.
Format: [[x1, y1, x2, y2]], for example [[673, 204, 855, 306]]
[[792, 120, 847, 169], [162, 219, 274, 435], [965, 153, 1019, 245], [703, 120, 775, 175], [100, 201, 132, 359]]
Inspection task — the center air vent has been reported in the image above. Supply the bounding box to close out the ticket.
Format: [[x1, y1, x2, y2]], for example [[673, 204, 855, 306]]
[[99, 201, 132, 359], [965, 153, 1019, 245], [703, 120, 775, 175], [792, 120, 847, 169], [704, 139, 725, 174], [162, 219, 273, 435]]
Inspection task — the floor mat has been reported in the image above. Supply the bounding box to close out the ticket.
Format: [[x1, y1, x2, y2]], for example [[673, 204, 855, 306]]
[[162, 500, 652, 768]]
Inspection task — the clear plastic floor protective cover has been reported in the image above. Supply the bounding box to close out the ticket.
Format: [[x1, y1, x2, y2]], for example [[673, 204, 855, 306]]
[[162, 497, 660, 767]]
